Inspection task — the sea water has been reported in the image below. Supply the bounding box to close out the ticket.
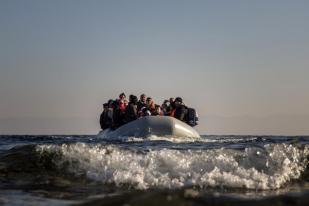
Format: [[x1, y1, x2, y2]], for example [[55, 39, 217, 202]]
[[0, 135, 309, 206]]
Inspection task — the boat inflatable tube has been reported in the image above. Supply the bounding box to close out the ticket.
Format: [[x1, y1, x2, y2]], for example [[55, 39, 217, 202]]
[[98, 116, 200, 139]]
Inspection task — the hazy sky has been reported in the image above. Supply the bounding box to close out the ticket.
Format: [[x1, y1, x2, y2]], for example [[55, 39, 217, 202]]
[[1, 0, 309, 135]]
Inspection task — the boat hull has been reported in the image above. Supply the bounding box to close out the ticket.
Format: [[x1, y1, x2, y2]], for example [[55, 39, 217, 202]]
[[98, 116, 200, 139]]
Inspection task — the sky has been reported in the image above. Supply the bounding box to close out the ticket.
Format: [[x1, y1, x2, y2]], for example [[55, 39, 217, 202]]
[[0, 0, 309, 135]]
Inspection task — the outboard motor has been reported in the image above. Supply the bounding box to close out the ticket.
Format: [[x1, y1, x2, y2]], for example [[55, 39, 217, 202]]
[[186, 108, 198, 127]]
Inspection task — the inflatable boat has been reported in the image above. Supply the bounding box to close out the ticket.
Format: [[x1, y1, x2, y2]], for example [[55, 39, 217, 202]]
[[98, 116, 200, 139]]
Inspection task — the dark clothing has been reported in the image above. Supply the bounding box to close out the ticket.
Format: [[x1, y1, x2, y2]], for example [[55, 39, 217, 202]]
[[100, 110, 113, 130], [152, 110, 163, 116], [141, 107, 151, 116], [112, 104, 124, 129], [186, 107, 198, 127], [137, 101, 147, 111], [125, 103, 138, 123], [166, 102, 175, 115], [100, 111, 106, 130], [174, 105, 188, 122]]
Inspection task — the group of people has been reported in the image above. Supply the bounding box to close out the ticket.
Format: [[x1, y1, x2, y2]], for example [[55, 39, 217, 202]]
[[100, 93, 198, 130]]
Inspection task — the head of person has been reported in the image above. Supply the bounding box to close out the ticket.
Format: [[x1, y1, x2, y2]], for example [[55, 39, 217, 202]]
[[107, 99, 114, 108], [129, 95, 138, 104], [103, 103, 108, 110], [174, 97, 183, 107], [140, 94, 146, 102], [162, 100, 169, 108], [129, 95, 134, 102], [112, 100, 119, 109], [119, 93, 126, 100], [155, 104, 161, 113], [169, 98, 175, 103], [146, 97, 153, 106]]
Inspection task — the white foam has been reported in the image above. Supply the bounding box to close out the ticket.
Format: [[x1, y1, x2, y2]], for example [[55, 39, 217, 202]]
[[36, 143, 309, 190], [98, 134, 201, 143]]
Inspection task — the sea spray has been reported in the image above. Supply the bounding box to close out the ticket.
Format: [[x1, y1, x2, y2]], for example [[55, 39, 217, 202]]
[[36, 142, 309, 190]]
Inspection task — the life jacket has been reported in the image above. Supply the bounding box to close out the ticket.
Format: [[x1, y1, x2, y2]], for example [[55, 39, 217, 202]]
[[186, 108, 198, 127]]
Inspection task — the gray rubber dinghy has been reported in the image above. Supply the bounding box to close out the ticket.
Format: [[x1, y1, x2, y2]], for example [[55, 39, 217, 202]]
[[98, 116, 200, 139]]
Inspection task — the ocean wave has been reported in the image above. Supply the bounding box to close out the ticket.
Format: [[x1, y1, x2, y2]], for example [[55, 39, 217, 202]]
[[34, 142, 309, 190]]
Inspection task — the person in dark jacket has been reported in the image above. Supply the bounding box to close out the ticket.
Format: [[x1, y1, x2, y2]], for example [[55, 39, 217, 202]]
[[125, 95, 138, 123], [137, 94, 147, 112], [152, 104, 163, 116], [173, 97, 188, 122], [138, 106, 151, 116], [166, 97, 175, 115], [146, 97, 155, 114], [161, 100, 169, 115], [100, 103, 113, 130], [112, 100, 122, 129]]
